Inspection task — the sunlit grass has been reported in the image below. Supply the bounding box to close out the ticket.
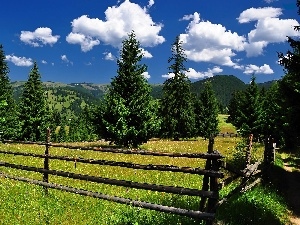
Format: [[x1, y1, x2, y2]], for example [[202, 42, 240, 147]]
[[0, 136, 267, 225]]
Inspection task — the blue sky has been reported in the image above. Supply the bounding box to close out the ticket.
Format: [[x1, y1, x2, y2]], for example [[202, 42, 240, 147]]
[[1, 0, 299, 84]]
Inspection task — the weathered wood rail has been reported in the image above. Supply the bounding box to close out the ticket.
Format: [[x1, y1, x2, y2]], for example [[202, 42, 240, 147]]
[[0, 130, 224, 225]]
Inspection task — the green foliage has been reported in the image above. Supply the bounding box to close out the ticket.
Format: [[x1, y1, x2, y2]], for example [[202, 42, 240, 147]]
[[160, 36, 195, 140], [227, 76, 262, 138], [0, 44, 19, 139], [194, 81, 220, 139], [217, 185, 289, 225], [100, 31, 160, 147], [277, 1, 300, 148], [19, 62, 50, 141]]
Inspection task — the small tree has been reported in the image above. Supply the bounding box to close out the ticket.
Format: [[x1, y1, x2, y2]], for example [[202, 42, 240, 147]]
[[19, 62, 49, 141], [100, 31, 159, 147], [0, 44, 19, 139], [160, 36, 195, 140], [195, 81, 220, 139]]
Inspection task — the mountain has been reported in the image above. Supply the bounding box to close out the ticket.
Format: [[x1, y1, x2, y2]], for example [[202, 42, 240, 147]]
[[191, 75, 247, 106], [11, 75, 276, 116]]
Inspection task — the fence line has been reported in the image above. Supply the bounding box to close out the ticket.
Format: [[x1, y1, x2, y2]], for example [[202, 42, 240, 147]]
[[0, 129, 224, 225]]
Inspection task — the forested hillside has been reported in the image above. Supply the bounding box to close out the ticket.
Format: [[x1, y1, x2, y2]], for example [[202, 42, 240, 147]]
[[11, 75, 275, 117]]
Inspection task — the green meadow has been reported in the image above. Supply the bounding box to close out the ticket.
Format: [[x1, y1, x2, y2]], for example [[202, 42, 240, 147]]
[[0, 117, 290, 225]]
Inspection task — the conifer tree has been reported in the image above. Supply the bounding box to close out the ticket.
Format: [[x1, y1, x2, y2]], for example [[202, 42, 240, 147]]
[[19, 62, 49, 141], [195, 81, 219, 139], [100, 31, 159, 147], [277, 0, 300, 148], [0, 44, 19, 139], [160, 36, 195, 140], [228, 76, 262, 138]]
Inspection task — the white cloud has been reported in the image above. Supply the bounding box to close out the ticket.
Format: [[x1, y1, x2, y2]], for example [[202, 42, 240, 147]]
[[162, 73, 174, 79], [140, 48, 153, 58], [5, 54, 33, 66], [142, 71, 151, 79], [61, 55, 73, 65], [243, 64, 274, 74], [66, 0, 164, 51], [238, 7, 282, 23], [20, 27, 60, 47], [180, 12, 246, 68], [104, 52, 115, 61], [238, 7, 300, 56], [162, 66, 223, 80], [41, 60, 47, 64], [147, 0, 154, 8], [186, 67, 223, 79]]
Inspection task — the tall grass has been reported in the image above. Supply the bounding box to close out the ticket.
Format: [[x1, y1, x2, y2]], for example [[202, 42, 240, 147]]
[[0, 137, 290, 225]]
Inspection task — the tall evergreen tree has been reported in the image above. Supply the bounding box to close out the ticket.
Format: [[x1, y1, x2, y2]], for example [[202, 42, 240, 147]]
[[277, 0, 300, 148], [100, 31, 159, 147], [19, 62, 49, 141], [160, 36, 195, 140], [0, 44, 19, 139], [195, 81, 220, 139], [227, 76, 262, 138]]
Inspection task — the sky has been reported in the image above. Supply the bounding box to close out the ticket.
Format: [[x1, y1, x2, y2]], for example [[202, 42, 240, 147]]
[[1, 0, 299, 84]]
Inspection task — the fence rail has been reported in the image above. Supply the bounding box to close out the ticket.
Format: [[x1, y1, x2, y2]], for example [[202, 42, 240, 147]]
[[0, 129, 224, 225]]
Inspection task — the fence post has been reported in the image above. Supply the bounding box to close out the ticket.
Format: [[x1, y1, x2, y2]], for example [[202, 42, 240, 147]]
[[199, 137, 214, 212], [43, 128, 51, 194], [245, 134, 253, 166], [206, 151, 221, 225]]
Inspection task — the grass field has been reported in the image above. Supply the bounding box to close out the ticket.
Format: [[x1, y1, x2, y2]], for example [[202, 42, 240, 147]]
[[0, 118, 290, 225]]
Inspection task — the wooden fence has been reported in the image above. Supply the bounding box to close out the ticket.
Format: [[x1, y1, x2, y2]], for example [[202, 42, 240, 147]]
[[0, 129, 224, 225]]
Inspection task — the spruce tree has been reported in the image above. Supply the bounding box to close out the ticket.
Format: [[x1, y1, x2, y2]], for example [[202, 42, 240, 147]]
[[160, 36, 195, 140], [277, 0, 300, 148], [0, 44, 19, 139], [195, 81, 220, 139], [19, 62, 49, 141], [100, 31, 159, 147], [228, 76, 262, 138]]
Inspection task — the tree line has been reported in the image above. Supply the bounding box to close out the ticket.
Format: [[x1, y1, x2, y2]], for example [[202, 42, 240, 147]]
[[1, 4, 300, 150], [0, 32, 220, 146]]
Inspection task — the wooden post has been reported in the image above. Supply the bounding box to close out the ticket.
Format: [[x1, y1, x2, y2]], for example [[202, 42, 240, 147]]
[[206, 153, 221, 225], [245, 134, 253, 167], [199, 137, 214, 211], [43, 128, 51, 194]]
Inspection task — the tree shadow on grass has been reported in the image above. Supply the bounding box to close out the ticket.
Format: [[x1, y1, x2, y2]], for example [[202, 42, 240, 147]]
[[268, 164, 300, 217]]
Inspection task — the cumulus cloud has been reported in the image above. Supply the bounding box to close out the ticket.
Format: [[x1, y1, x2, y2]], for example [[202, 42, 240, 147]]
[[179, 12, 246, 68], [186, 67, 223, 79], [162, 73, 174, 79], [61, 55, 73, 65], [238, 7, 300, 56], [66, 0, 164, 52], [5, 55, 33, 66], [20, 27, 60, 47], [41, 60, 47, 64], [238, 7, 282, 23], [142, 71, 151, 79], [140, 48, 153, 58], [104, 52, 115, 61], [162, 67, 222, 80], [147, 0, 154, 8], [243, 64, 274, 74]]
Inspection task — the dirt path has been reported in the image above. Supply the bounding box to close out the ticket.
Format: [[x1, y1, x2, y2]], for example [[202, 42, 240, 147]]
[[282, 157, 300, 225]]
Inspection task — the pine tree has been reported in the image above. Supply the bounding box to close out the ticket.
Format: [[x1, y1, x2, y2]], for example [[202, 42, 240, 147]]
[[0, 44, 19, 139], [195, 81, 220, 139], [232, 76, 262, 138], [100, 31, 159, 147], [160, 36, 195, 140], [277, 0, 300, 148], [19, 62, 49, 141]]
